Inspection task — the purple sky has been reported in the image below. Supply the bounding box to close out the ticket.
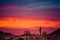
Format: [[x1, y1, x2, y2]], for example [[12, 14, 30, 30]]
[[0, 0, 60, 35]]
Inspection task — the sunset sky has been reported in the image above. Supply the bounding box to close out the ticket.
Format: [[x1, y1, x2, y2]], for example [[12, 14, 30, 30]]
[[0, 0, 60, 35]]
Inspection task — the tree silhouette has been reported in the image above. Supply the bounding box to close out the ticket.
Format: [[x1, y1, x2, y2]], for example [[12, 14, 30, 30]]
[[18, 38, 24, 40], [24, 31, 30, 36], [24, 31, 31, 40]]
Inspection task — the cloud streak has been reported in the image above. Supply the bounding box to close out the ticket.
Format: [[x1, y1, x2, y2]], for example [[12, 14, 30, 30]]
[[19, 2, 60, 10]]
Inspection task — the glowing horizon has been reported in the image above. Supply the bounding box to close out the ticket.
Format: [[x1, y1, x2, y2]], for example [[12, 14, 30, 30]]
[[0, 17, 60, 29]]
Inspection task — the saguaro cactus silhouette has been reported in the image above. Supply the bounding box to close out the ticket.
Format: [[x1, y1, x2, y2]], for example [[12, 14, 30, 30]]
[[39, 27, 42, 36]]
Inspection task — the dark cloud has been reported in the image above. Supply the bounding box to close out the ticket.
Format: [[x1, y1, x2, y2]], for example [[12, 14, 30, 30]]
[[1, 0, 60, 6]]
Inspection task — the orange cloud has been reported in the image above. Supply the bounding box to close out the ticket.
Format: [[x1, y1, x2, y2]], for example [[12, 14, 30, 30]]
[[0, 17, 60, 28]]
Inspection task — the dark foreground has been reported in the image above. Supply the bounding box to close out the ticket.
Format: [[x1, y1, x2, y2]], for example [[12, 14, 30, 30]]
[[0, 28, 60, 40]]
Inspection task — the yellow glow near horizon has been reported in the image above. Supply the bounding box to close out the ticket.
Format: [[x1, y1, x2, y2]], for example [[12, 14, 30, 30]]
[[0, 18, 60, 28]]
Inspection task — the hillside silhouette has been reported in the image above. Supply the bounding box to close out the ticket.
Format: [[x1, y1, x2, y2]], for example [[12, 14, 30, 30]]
[[0, 28, 60, 40]]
